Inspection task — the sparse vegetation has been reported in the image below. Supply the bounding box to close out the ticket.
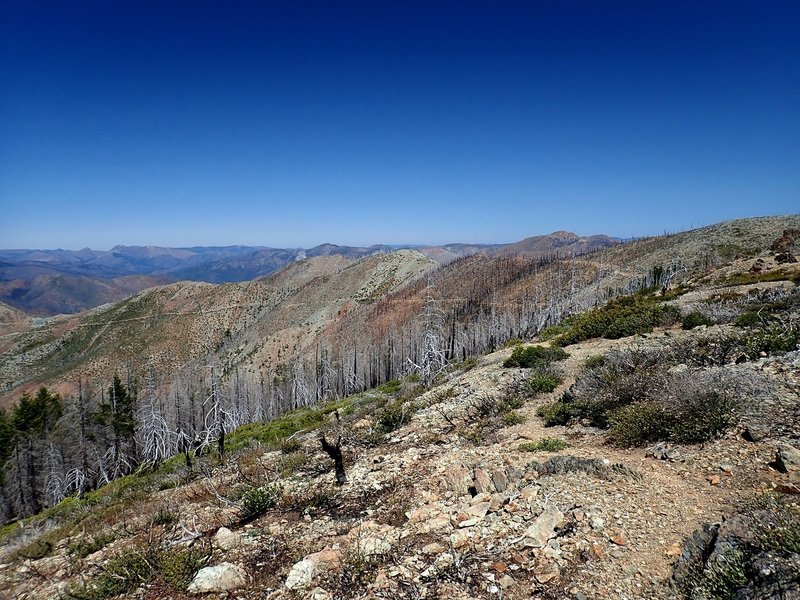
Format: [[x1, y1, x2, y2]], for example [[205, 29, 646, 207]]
[[673, 495, 800, 599], [523, 365, 564, 394], [716, 268, 800, 287], [681, 311, 713, 330], [68, 532, 115, 559], [503, 345, 569, 368], [65, 543, 209, 599], [376, 400, 418, 433], [518, 437, 568, 452], [240, 483, 282, 517], [539, 346, 750, 446], [225, 397, 353, 452], [550, 293, 680, 346], [584, 354, 606, 369], [501, 410, 525, 426], [536, 401, 574, 427]]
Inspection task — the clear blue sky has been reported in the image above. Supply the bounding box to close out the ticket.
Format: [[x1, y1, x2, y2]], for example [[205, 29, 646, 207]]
[[1, 1, 798, 249]]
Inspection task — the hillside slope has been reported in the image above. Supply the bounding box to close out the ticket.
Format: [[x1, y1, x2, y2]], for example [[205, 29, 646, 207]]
[[1, 302, 797, 598], [0, 251, 437, 407]]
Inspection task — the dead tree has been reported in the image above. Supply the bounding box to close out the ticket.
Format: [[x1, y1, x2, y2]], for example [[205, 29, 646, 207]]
[[319, 411, 347, 485]]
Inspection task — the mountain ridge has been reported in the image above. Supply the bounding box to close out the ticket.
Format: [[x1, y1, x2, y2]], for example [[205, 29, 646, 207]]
[[0, 232, 619, 315]]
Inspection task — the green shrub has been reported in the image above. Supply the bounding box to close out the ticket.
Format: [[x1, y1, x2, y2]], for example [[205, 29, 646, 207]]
[[13, 536, 56, 560], [503, 345, 569, 368], [378, 379, 402, 394], [502, 395, 525, 410], [743, 324, 800, 356], [690, 548, 749, 598], [550, 347, 746, 446], [376, 401, 418, 433], [503, 338, 524, 348], [524, 370, 563, 394], [158, 546, 207, 591], [67, 550, 153, 599], [538, 324, 569, 341], [451, 357, 478, 372], [151, 506, 178, 528], [501, 411, 525, 426], [747, 494, 800, 553], [518, 437, 568, 452], [66, 545, 208, 599], [608, 401, 674, 447], [668, 388, 740, 444], [278, 451, 309, 476], [241, 483, 281, 517], [273, 436, 302, 454], [553, 294, 680, 346], [536, 401, 574, 426], [717, 269, 800, 287], [733, 311, 761, 328], [682, 311, 713, 330], [68, 532, 115, 559], [673, 495, 800, 599], [584, 354, 606, 369], [225, 397, 353, 452]]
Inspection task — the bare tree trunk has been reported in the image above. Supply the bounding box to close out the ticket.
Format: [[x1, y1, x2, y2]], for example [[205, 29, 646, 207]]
[[320, 434, 347, 485]]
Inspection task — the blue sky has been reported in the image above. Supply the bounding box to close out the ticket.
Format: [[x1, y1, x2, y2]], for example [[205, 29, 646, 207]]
[[1, 1, 798, 249]]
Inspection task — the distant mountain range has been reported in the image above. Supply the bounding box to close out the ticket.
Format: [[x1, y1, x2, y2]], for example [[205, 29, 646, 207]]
[[0, 233, 619, 315]]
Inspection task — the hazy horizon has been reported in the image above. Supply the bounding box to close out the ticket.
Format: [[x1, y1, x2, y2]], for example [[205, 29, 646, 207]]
[[0, 215, 779, 253]]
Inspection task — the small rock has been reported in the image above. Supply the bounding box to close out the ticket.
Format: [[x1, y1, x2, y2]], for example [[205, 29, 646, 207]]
[[646, 443, 681, 462], [213, 526, 242, 551], [491, 468, 511, 492], [589, 544, 606, 559], [444, 464, 474, 495], [498, 574, 516, 589], [187, 562, 248, 593], [31, 556, 68, 577], [707, 474, 721, 486], [470, 492, 491, 505], [488, 493, 507, 513], [285, 549, 342, 590], [473, 468, 495, 494], [609, 532, 627, 546], [422, 543, 446, 555], [774, 444, 800, 473], [665, 543, 682, 557], [534, 562, 560, 584], [742, 425, 768, 442], [492, 561, 507, 573], [589, 516, 605, 531], [466, 502, 490, 519], [522, 506, 564, 547]]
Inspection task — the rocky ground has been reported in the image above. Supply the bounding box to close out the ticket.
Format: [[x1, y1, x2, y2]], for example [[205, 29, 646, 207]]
[[1, 294, 799, 599]]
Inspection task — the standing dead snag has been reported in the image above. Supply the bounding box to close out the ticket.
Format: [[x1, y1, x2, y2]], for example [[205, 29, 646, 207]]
[[320, 410, 347, 485], [320, 434, 347, 485]]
